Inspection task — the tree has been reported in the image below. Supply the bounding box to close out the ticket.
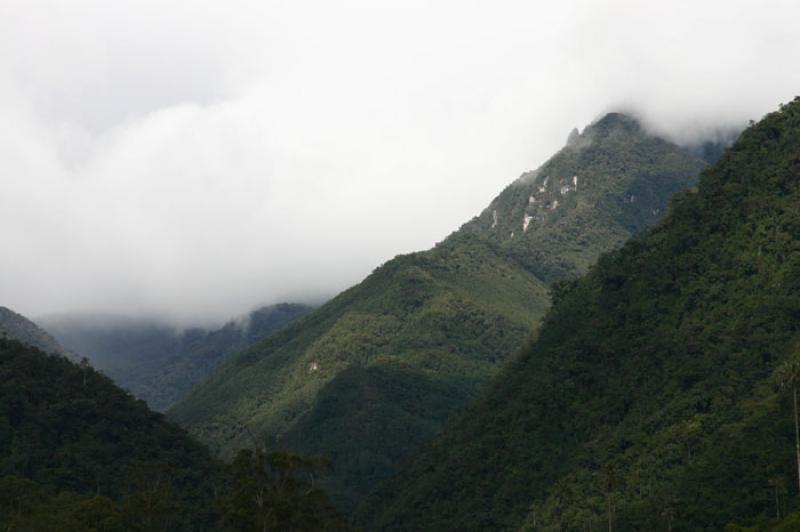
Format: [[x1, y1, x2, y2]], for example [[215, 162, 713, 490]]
[[0, 475, 47, 527], [551, 477, 575, 531], [121, 462, 179, 532], [79, 356, 91, 386], [0, 475, 124, 532], [660, 505, 675, 532], [767, 476, 787, 519], [774, 356, 800, 493], [600, 464, 616, 532], [219, 448, 347, 532]]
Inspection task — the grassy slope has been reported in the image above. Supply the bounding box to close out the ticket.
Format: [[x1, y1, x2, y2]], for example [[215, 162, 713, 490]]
[[169, 113, 709, 512], [360, 98, 800, 531]]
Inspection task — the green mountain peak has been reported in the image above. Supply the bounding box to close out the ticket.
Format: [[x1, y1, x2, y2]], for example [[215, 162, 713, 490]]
[[168, 110, 712, 513], [359, 97, 800, 531], [457, 111, 707, 282]]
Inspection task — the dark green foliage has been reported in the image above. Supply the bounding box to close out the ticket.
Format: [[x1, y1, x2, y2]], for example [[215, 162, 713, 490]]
[[170, 113, 711, 513], [0, 338, 348, 530], [171, 238, 551, 513], [280, 360, 471, 510], [359, 98, 800, 531], [0, 338, 220, 530], [219, 449, 347, 531], [41, 303, 313, 410], [727, 511, 800, 531], [0, 475, 125, 532]]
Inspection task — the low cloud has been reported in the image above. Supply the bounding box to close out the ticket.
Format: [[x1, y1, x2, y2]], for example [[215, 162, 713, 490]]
[[2, 0, 799, 324]]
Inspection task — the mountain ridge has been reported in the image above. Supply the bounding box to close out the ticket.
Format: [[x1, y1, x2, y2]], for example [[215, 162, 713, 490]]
[[169, 111, 715, 512], [0, 306, 74, 360], [358, 98, 800, 531], [39, 303, 313, 410]]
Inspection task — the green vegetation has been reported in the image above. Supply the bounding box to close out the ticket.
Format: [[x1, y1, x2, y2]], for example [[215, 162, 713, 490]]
[[172, 238, 551, 512], [1, 475, 127, 531], [41, 303, 313, 410], [0, 337, 346, 531], [460, 113, 710, 282], [0, 337, 220, 530], [359, 98, 800, 531], [169, 113, 711, 512], [220, 449, 347, 531], [727, 512, 800, 531]]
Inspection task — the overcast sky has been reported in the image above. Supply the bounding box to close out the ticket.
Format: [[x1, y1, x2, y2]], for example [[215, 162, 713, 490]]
[[2, 0, 800, 325]]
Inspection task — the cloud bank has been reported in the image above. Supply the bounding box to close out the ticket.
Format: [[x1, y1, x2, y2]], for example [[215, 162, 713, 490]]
[[2, 0, 800, 324]]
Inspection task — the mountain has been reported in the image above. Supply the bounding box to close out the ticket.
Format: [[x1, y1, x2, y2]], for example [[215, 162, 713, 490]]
[[168, 112, 713, 512], [39, 303, 313, 411], [168, 114, 706, 509], [172, 239, 551, 509], [359, 98, 800, 531], [0, 306, 73, 359], [459, 113, 716, 283], [0, 337, 221, 530], [168, 114, 713, 511]]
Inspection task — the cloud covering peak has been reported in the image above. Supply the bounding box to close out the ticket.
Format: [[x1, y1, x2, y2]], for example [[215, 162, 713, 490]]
[[2, 0, 800, 324]]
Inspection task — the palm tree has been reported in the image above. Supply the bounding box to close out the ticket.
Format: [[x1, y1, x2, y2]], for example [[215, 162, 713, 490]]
[[775, 356, 800, 493]]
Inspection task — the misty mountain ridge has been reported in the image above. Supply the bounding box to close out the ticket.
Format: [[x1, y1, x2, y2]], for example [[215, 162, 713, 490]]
[[39, 303, 313, 411], [457, 111, 736, 282], [0, 306, 75, 360], [359, 97, 800, 530], [168, 111, 718, 512]]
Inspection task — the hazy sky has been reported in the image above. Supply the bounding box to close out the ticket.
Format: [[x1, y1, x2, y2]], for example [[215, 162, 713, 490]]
[[2, 0, 800, 324]]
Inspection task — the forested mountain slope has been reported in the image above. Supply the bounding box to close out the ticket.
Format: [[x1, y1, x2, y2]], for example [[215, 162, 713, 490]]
[[0, 306, 73, 359], [169, 113, 711, 512], [459, 113, 712, 282], [0, 338, 221, 530], [360, 98, 800, 531], [40, 303, 312, 410], [172, 240, 551, 511]]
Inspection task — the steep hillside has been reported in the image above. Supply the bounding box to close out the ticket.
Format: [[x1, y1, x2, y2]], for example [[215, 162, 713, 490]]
[[0, 306, 73, 359], [0, 337, 221, 530], [40, 303, 312, 410], [169, 113, 711, 511], [460, 113, 711, 282], [172, 238, 551, 510], [360, 98, 800, 531]]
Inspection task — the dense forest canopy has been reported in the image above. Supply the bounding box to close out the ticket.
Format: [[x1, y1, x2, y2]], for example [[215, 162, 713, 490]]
[[0, 337, 347, 531], [359, 98, 800, 531], [0, 338, 220, 530]]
